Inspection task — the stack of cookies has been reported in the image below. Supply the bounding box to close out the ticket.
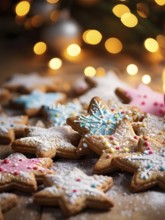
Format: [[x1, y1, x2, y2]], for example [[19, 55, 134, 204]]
[[0, 71, 164, 218]]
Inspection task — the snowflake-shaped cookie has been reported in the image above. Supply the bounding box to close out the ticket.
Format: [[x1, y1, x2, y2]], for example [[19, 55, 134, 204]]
[[34, 168, 114, 216]]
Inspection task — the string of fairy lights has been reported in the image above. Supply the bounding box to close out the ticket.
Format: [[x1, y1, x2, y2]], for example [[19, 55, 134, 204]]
[[14, 0, 165, 90]]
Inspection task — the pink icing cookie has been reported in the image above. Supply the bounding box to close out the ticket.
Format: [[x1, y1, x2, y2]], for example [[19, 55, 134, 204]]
[[116, 84, 165, 116], [0, 153, 54, 192]]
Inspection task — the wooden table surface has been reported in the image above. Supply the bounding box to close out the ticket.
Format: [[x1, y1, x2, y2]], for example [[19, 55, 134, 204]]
[[0, 47, 165, 220]]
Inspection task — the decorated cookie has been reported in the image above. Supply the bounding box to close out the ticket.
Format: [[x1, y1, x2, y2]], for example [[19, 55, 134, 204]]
[[42, 100, 83, 127], [0, 89, 11, 103], [34, 168, 114, 216], [79, 71, 131, 104], [0, 153, 54, 192], [115, 83, 165, 116], [112, 147, 165, 192], [94, 137, 161, 174], [3, 72, 71, 93], [0, 114, 28, 144], [0, 193, 18, 220], [12, 90, 66, 116], [132, 114, 165, 145], [12, 126, 81, 158]]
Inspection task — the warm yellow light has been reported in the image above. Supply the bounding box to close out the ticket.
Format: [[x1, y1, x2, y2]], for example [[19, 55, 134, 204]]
[[105, 38, 123, 54], [162, 69, 165, 93], [155, 0, 165, 6], [84, 66, 96, 77], [126, 64, 138, 76], [47, 0, 59, 3], [48, 58, 62, 70], [156, 35, 165, 49], [33, 42, 47, 55], [66, 44, 81, 57], [15, 1, 30, 16], [121, 13, 138, 28], [96, 67, 106, 77], [83, 30, 102, 45], [112, 4, 130, 18], [31, 15, 44, 27], [142, 75, 151, 84], [144, 38, 159, 53]]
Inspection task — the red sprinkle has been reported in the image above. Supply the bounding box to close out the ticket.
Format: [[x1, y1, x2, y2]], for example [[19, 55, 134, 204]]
[[106, 154, 111, 159], [19, 159, 23, 162], [73, 189, 77, 193], [153, 102, 158, 106], [111, 108, 115, 112], [76, 178, 81, 182], [3, 159, 9, 164], [143, 95, 147, 98], [0, 167, 4, 172], [33, 166, 38, 170], [143, 137, 148, 141], [134, 136, 138, 140], [116, 146, 120, 150], [144, 141, 149, 147], [14, 171, 19, 176], [121, 111, 125, 114], [141, 101, 145, 105], [149, 150, 153, 154], [160, 103, 164, 107], [109, 136, 114, 140]]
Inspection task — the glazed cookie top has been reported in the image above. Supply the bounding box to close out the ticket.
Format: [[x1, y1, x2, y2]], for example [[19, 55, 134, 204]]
[[116, 84, 165, 116], [67, 96, 125, 136], [42, 101, 83, 127]]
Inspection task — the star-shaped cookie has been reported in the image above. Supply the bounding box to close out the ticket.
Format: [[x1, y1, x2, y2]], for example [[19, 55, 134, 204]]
[[132, 114, 165, 145], [115, 83, 165, 116], [0, 193, 18, 220], [34, 168, 114, 216], [42, 100, 83, 127], [94, 136, 162, 174], [3, 72, 71, 93], [0, 153, 54, 192], [79, 71, 131, 104], [12, 90, 66, 116], [0, 114, 28, 144], [112, 147, 165, 192], [12, 126, 81, 158]]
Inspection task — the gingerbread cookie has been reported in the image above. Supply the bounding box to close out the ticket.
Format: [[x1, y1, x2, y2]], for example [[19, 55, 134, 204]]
[[0, 153, 54, 192], [3, 72, 71, 93], [115, 83, 165, 116], [94, 137, 161, 174], [0, 193, 18, 220], [0, 89, 11, 104], [132, 114, 165, 145], [79, 71, 131, 104], [112, 147, 165, 192], [0, 114, 28, 144], [34, 168, 114, 216], [12, 126, 81, 158], [11, 90, 66, 116], [41, 100, 83, 127]]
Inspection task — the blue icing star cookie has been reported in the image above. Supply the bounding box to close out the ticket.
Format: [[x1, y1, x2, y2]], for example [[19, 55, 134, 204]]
[[13, 90, 65, 116], [42, 101, 83, 127]]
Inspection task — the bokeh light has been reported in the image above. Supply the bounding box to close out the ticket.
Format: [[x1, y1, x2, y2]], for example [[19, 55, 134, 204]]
[[112, 4, 130, 18], [136, 3, 149, 18], [66, 44, 81, 57], [96, 67, 106, 77], [47, 0, 59, 3], [155, 0, 165, 6], [83, 30, 102, 45], [15, 1, 30, 16], [105, 38, 123, 54], [156, 35, 165, 49], [121, 13, 138, 28], [144, 38, 159, 52], [142, 74, 151, 84], [126, 64, 138, 75], [84, 66, 96, 77], [33, 42, 47, 55], [48, 58, 62, 70]]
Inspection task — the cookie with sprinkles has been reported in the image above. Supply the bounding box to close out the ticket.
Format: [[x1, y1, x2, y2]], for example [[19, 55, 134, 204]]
[[0, 193, 18, 220], [0, 114, 28, 144], [0, 153, 54, 192], [67, 96, 127, 155], [34, 168, 114, 216], [3, 72, 71, 93], [79, 71, 131, 104], [94, 136, 161, 174], [112, 148, 165, 192], [115, 83, 165, 116], [41, 100, 83, 127], [132, 114, 165, 146], [11, 90, 66, 117], [12, 126, 81, 158]]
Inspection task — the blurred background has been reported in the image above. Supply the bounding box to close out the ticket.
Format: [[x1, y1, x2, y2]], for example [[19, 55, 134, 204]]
[[0, 0, 165, 92]]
